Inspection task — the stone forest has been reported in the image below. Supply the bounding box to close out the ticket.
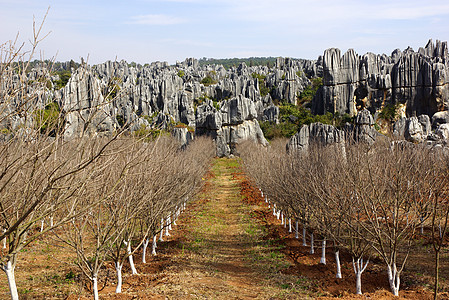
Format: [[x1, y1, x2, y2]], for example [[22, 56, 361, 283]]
[[1, 34, 449, 299]]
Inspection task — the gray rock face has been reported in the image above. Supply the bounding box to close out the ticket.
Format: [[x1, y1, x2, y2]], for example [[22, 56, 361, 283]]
[[286, 122, 345, 152], [171, 127, 194, 149], [431, 110, 449, 127], [435, 124, 449, 140], [196, 95, 268, 157], [313, 39, 449, 118], [62, 67, 117, 138], [393, 114, 432, 143], [352, 108, 380, 144]]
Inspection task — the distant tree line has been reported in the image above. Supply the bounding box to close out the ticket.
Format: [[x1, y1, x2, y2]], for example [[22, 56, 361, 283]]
[[198, 57, 279, 69]]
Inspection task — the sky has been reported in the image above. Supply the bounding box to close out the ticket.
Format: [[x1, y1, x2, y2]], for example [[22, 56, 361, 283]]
[[1, 0, 449, 65]]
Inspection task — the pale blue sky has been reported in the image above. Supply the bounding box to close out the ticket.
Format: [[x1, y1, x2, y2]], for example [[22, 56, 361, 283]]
[[1, 0, 449, 64]]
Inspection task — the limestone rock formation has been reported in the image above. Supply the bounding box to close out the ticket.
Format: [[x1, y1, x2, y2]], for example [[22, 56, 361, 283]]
[[286, 122, 345, 152], [352, 108, 380, 144], [313, 39, 449, 119], [196, 95, 268, 157]]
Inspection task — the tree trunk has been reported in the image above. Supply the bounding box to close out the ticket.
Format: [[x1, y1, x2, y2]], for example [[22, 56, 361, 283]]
[[310, 232, 314, 254], [335, 250, 342, 279], [387, 263, 400, 296], [127, 241, 138, 275], [92, 275, 99, 300], [288, 218, 292, 233], [281, 212, 284, 225], [320, 239, 326, 264], [295, 221, 299, 239], [165, 217, 170, 236], [115, 262, 123, 293], [159, 218, 164, 241], [40, 220, 44, 232], [355, 269, 362, 295], [4, 259, 19, 300], [152, 235, 157, 256], [2, 228, 6, 249], [142, 238, 149, 263], [168, 216, 172, 231], [353, 257, 369, 295], [434, 250, 440, 300], [302, 226, 307, 246]]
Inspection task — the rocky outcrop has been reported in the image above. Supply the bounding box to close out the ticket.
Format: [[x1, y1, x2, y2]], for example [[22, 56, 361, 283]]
[[313, 39, 449, 118], [171, 126, 194, 149], [393, 114, 431, 143], [352, 108, 380, 144], [286, 122, 345, 152], [62, 67, 117, 138], [196, 95, 268, 157]]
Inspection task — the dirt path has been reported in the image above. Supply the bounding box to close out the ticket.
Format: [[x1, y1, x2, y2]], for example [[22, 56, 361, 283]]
[[149, 158, 308, 299]]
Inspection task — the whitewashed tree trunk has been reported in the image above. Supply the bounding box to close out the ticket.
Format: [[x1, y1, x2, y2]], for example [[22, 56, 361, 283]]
[[320, 239, 326, 264], [302, 226, 307, 246], [272, 206, 276, 216], [281, 212, 284, 225], [115, 262, 123, 293], [310, 232, 314, 254], [142, 238, 149, 263], [173, 211, 178, 226], [2, 228, 6, 249], [126, 240, 138, 275], [288, 218, 292, 233], [335, 250, 342, 279], [4, 259, 19, 300], [40, 219, 44, 232], [152, 235, 157, 256], [49, 216, 53, 227], [92, 274, 99, 300], [295, 221, 299, 239], [165, 217, 170, 236], [276, 211, 281, 220], [159, 218, 164, 241], [168, 216, 172, 231], [387, 263, 400, 296], [352, 257, 369, 295]]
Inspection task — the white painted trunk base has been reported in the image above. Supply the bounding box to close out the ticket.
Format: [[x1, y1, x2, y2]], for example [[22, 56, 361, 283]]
[[126, 241, 138, 275], [165, 217, 170, 236], [320, 240, 326, 264], [168, 216, 172, 231], [159, 218, 164, 241], [4, 260, 19, 300], [302, 226, 307, 246], [115, 263, 123, 293], [152, 235, 157, 256], [142, 238, 149, 263], [93, 275, 99, 300], [310, 232, 314, 254], [288, 218, 292, 233], [352, 257, 369, 295], [295, 221, 299, 239], [387, 264, 400, 296], [335, 250, 342, 279]]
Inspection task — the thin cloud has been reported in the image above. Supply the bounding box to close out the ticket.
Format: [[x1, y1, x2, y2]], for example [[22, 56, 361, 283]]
[[129, 14, 187, 25]]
